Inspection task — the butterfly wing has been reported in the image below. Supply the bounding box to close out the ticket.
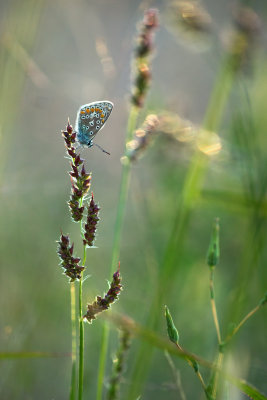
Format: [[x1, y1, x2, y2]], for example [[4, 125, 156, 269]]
[[75, 101, 113, 146]]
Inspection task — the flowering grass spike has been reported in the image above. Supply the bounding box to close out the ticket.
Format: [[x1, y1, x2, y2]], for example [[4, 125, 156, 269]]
[[57, 233, 84, 281], [62, 121, 91, 222], [225, 6, 261, 73], [83, 193, 100, 247], [131, 9, 159, 108], [84, 264, 122, 323], [125, 114, 159, 161]]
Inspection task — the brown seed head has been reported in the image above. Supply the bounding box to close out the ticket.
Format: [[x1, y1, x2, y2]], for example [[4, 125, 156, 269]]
[[57, 234, 84, 281], [83, 264, 122, 323]]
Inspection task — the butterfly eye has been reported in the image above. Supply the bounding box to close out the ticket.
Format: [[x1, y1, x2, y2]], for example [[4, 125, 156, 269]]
[[89, 131, 94, 135], [97, 120, 100, 124], [96, 125, 100, 130], [90, 121, 94, 126], [96, 113, 99, 118]]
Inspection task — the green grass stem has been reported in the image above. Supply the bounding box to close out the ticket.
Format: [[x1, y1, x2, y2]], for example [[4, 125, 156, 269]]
[[70, 282, 77, 400], [164, 350, 187, 400], [175, 343, 207, 397], [78, 275, 84, 400], [78, 211, 87, 400], [208, 266, 223, 399], [209, 267, 221, 345], [96, 106, 139, 400], [224, 303, 261, 345]]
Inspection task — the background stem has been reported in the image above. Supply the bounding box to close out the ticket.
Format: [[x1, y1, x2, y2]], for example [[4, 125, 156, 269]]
[[96, 106, 139, 400], [208, 266, 223, 399], [225, 304, 260, 344], [209, 267, 221, 344]]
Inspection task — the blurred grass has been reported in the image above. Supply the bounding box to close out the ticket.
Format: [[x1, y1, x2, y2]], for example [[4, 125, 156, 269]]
[[0, 0, 44, 167], [126, 33, 240, 399], [0, 1, 267, 399]]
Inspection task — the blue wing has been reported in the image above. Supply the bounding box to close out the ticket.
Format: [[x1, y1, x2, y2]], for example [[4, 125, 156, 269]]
[[75, 101, 113, 146]]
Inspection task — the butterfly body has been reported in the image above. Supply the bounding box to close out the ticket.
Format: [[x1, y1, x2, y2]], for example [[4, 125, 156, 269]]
[[75, 101, 113, 147]]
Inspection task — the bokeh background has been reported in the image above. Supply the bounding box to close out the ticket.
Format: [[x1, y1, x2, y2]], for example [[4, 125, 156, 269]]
[[0, 0, 267, 399]]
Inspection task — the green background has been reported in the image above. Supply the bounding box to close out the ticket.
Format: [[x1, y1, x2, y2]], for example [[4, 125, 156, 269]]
[[0, 0, 266, 399]]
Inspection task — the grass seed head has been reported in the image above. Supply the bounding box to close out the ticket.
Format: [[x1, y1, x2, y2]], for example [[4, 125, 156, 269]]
[[83, 193, 100, 247], [84, 264, 122, 323], [57, 233, 84, 281], [61, 121, 91, 222]]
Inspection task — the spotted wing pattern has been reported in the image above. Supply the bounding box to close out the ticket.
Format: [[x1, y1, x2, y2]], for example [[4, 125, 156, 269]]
[[75, 101, 113, 146]]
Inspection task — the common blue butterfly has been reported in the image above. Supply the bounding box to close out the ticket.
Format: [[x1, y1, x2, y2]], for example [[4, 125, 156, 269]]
[[75, 101, 113, 154]]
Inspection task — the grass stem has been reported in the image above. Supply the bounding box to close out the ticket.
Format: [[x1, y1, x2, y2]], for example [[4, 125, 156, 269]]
[[224, 304, 260, 345], [70, 282, 77, 400], [211, 351, 224, 399], [78, 274, 84, 400], [96, 106, 139, 400], [176, 343, 207, 396], [164, 350, 187, 400], [208, 266, 223, 399], [78, 211, 86, 400], [209, 267, 221, 345]]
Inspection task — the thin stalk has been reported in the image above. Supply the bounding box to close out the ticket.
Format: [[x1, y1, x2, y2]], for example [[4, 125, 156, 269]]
[[209, 267, 221, 344], [70, 282, 77, 400], [224, 304, 260, 345], [164, 350, 187, 400], [96, 106, 139, 400], [78, 275, 84, 400], [208, 265, 224, 399], [211, 351, 224, 399], [78, 204, 87, 400], [176, 344, 207, 396], [109, 109, 139, 273]]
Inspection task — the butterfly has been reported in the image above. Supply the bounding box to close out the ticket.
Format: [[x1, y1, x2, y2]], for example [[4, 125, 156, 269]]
[[75, 101, 113, 154]]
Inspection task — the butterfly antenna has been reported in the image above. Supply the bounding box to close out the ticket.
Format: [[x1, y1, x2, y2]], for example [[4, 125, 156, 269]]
[[94, 142, 110, 155]]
